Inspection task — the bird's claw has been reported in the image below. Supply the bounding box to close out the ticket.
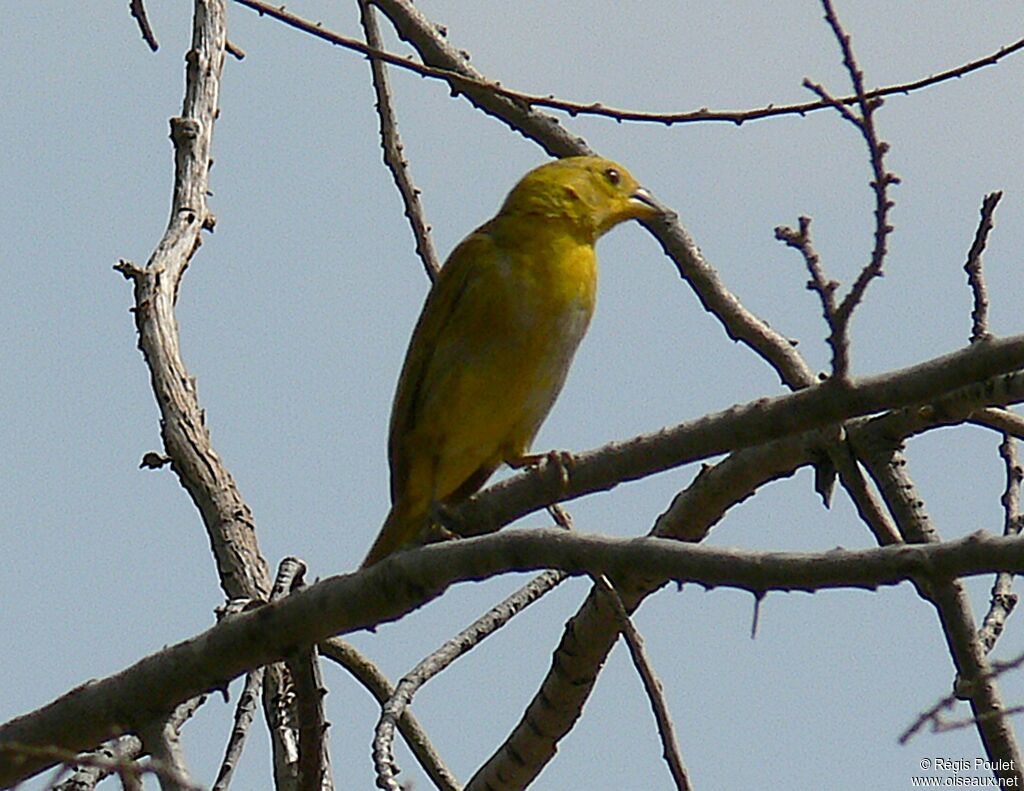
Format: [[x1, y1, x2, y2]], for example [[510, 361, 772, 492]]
[[510, 449, 575, 491]]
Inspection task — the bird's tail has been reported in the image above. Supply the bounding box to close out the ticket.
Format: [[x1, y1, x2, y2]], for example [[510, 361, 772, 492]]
[[360, 504, 424, 568]]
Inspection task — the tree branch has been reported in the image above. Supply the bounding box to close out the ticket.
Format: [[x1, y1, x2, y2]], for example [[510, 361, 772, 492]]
[[112, 2, 303, 787], [231, 0, 1024, 128], [372, 571, 565, 788], [11, 529, 1024, 786], [964, 191, 1003, 343], [357, 0, 441, 281], [318, 639, 460, 791], [853, 433, 1023, 785], [977, 432, 1023, 655], [594, 576, 691, 791], [455, 343, 1024, 536]]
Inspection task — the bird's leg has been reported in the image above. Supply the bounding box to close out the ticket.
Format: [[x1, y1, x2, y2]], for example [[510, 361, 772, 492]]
[[424, 501, 464, 544], [508, 449, 575, 490]]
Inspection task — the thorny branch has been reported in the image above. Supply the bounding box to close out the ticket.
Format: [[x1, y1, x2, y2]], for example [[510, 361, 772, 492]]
[[357, 0, 441, 280], [594, 576, 691, 791], [965, 191, 1004, 343], [977, 432, 1023, 654], [319, 639, 460, 791], [9, 1, 1024, 789], [230, 0, 1024, 127], [783, 0, 899, 380], [11, 529, 1024, 787], [371, 570, 565, 789]]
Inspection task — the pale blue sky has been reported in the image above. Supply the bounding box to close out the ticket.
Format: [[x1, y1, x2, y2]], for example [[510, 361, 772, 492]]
[[4, 2, 1024, 788]]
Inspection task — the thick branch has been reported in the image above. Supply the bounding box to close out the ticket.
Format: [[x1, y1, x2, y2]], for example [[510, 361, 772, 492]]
[[8, 529, 1024, 786], [115, 0, 270, 606], [455, 345, 1024, 535], [113, 2, 304, 787]]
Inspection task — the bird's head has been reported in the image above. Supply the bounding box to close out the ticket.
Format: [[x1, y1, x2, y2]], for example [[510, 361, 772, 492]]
[[499, 156, 659, 241]]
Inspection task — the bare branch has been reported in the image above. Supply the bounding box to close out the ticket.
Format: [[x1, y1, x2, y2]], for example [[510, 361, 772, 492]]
[[212, 668, 264, 791], [373, 571, 565, 788], [129, 0, 159, 51], [595, 577, 691, 791], [113, 2, 308, 784], [454, 340, 1024, 537], [319, 639, 460, 791], [230, 0, 1024, 127], [286, 647, 332, 791], [357, 0, 441, 281], [903, 649, 1024, 743], [272, 558, 332, 791], [114, 0, 271, 613], [655, 433, 813, 542], [774, 216, 845, 371], [786, 1, 899, 379], [12, 529, 1024, 786], [853, 433, 1022, 785], [965, 191, 1004, 343], [971, 408, 1024, 441], [977, 432, 1023, 654], [829, 432, 905, 545]]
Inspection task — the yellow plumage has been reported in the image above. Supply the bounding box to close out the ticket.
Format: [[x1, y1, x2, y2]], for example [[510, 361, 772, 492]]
[[362, 156, 657, 567]]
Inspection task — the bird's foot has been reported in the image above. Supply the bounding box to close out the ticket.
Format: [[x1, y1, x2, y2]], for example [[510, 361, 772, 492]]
[[509, 449, 575, 490], [426, 501, 466, 542]]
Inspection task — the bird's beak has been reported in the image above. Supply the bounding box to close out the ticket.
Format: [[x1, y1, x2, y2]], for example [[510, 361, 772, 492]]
[[629, 187, 659, 217]]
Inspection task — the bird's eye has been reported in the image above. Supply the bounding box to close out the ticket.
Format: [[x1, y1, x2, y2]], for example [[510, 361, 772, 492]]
[[604, 167, 621, 186]]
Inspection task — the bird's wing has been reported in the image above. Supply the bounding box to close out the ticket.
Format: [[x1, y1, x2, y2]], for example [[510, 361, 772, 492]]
[[387, 226, 498, 502]]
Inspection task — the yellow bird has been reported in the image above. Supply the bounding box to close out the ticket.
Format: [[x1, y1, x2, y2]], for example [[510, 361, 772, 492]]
[[361, 156, 657, 567]]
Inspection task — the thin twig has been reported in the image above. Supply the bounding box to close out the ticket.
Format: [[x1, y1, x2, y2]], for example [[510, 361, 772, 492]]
[[964, 191, 1004, 343], [230, 0, 1024, 127], [774, 216, 842, 360], [372, 570, 566, 789], [594, 576, 691, 791], [792, 0, 899, 380], [821, 3, 899, 332], [357, 0, 441, 281], [318, 639, 459, 791], [902, 649, 1024, 743], [212, 667, 264, 791], [129, 0, 159, 51], [977, 432, 1023, 654]]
